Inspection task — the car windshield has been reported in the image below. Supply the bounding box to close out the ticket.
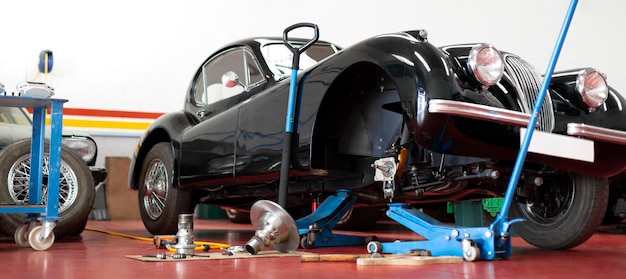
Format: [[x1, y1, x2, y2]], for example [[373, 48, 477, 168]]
[[260, 42, 338, 81], [0, 107, 32, 125]]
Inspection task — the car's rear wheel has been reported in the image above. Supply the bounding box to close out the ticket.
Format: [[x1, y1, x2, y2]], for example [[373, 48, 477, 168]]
[[0, 139, 95, 239], [510, 172, 608, 250], [138, 142, 195, 235]]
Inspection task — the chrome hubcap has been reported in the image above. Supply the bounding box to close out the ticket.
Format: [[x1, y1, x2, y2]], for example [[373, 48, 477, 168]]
[[142, 159, 168, 220]]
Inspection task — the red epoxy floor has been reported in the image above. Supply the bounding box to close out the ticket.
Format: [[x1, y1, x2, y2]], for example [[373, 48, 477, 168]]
[[1, 218, 625, 279]]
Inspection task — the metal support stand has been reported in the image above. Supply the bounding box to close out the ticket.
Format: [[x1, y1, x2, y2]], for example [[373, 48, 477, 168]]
[[367, 0, 578, 261], [295, 190, 366, 248]]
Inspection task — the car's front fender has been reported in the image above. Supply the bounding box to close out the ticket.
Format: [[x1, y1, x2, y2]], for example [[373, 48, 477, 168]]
[[128, 110, 196, 190]]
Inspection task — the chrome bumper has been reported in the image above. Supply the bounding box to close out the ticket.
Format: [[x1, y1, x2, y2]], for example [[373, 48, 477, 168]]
[[428, 99, 626, 146], [428, 99, 536, 127], [567, 123, 626, 145]]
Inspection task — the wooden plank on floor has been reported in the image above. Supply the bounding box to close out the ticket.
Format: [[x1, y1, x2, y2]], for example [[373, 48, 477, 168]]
[[357, 256, 463, 266]]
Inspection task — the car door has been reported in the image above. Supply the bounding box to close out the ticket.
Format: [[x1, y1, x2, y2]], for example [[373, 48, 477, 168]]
[[179, 47, 267, 184]]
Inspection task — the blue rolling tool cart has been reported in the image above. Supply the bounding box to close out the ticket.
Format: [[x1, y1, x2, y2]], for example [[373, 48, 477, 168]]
[[0, 90, 66, 250]]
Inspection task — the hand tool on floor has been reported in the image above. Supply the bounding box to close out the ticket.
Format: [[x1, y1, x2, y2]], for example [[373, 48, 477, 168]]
[[153, 235, 177, 248], [300, 253, 381, 262], [153, 235, 222, 251]]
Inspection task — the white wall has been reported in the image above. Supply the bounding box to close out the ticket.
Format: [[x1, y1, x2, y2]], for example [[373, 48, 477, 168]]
[[1, 0, 624, 166]]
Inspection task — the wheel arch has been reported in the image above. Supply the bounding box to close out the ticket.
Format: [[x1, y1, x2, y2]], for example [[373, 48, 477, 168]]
[[130, 110, 199, 190], [129, 128, 172, 190], [310, 61, 403, 171]]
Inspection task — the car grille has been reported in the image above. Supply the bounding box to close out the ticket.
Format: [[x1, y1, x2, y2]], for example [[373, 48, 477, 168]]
[[503, 55, 555, 132]]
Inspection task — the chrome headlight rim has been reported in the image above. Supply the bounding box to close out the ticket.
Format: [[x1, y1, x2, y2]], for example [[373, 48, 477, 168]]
[[575, 68, 608, 110], [62, 136, 97, 165], [467, 44, 504, 87]]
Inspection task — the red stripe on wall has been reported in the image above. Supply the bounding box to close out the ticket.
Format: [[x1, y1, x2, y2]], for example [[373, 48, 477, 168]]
[[26, 108, 165, 119]]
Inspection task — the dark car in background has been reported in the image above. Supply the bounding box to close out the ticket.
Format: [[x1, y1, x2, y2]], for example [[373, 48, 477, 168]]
[[0, 105, 107, 239], [129, 28, 626, 251]]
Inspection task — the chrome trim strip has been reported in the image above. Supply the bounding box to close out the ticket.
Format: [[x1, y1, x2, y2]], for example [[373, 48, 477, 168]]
[[567, 123, 626, 145], [428, 99, 536, 127], [503, 54, 555, 132]]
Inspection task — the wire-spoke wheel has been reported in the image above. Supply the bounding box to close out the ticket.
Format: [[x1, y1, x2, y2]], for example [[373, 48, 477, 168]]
[[138, 143, 195, 235]]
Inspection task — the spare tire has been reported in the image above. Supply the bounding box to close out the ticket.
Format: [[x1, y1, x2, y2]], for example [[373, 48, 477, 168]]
[[0, 139, 95, 239]]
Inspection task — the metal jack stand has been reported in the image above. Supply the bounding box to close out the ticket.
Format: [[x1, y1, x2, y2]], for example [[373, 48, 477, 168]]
[[296, 190, 366, 248], [367, 0, 579, 261]]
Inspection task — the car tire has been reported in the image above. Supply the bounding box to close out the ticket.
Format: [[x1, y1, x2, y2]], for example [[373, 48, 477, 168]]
[[0, 139, 95, 239], [509, 172, 608, 250], [138, 142, 195, 235]]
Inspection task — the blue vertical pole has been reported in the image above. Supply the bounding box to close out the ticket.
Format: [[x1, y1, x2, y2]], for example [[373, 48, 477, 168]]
[[494, 0, 579, 237], [45, 100, 64, 220], [29, 106, 46, 205], [278, 23, 319, 208], [278, 68, 298, 207]]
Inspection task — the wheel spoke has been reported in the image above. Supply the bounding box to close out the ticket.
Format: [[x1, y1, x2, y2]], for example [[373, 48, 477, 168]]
[[151, 191, 166, 211]]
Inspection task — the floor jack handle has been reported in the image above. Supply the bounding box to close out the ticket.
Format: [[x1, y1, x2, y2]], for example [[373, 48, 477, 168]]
[[494, 0, 579, 237], [278, 23, 319, 207]]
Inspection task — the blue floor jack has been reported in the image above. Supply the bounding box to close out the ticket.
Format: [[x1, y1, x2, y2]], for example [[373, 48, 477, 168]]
[[295, 190, 368, 249], [365, 0, 579, 261]]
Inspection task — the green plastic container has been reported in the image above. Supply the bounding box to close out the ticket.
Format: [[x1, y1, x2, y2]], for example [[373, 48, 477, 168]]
[[196, 204, 228, 219]]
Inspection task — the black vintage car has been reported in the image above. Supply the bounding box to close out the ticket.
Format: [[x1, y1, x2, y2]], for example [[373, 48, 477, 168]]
[[0, 103, 107, 239], [129, 29, 626, 250]]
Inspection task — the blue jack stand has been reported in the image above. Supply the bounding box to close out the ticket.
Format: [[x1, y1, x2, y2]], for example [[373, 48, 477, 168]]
[[295, 190, 367, 248], [366, 204, 515, 261]]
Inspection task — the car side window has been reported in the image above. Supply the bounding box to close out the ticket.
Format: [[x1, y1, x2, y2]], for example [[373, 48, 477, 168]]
[[193, 47, 265, 106]]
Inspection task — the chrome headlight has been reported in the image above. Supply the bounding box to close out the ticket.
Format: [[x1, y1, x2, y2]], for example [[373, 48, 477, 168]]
[[576, 68, 608, 110], [467, 44, 504, 87], [62, 137, 97, 165]]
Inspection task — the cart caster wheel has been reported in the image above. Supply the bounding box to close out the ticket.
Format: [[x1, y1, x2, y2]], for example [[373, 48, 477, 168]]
[[14, 224, 30, 248], [28, 226, 55, 251], [463, 246, 480, 262], [300, 236, 314, 249], [366, 241, 382, 254]]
